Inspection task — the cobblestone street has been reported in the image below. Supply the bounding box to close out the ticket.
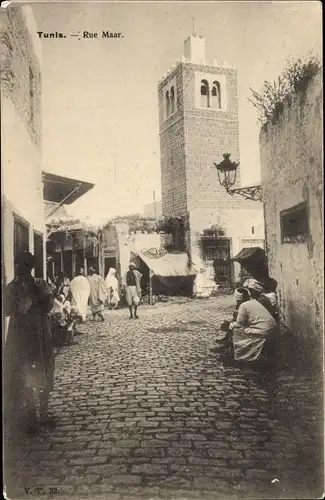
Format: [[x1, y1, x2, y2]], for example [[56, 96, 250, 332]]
[[5, 297, 323, 500]]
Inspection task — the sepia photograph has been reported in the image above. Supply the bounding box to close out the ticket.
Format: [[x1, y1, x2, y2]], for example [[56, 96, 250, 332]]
[[1, 0, 323, 499]]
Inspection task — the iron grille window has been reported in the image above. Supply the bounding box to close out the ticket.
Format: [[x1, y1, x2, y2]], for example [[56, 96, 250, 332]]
[[280, 202, 309, 243]]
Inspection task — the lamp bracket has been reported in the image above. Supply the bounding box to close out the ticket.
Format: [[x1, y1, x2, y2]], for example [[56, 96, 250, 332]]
[[229, 185, 262, 202]]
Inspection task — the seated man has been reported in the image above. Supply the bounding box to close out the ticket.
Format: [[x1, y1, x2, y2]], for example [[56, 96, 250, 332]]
[[244, 277, 278, 320], [227, 279, 279, 368], [210, 287, 250, 355]]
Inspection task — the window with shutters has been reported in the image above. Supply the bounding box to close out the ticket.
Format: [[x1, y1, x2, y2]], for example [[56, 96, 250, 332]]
[[280, 202, 309, 243]]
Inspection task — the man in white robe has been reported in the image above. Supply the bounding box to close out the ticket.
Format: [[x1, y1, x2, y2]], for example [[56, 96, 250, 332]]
[[105, 268, 120, 309], [70, 268, 90, 322], [88, 267, 106, 321]]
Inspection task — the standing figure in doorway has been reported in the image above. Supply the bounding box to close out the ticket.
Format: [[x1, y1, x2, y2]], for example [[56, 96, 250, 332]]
[[105, 268, 120, 309], [70, 267, 91, 321], [123, 262, 142, 319], [88, 267, 106, 321], [4, 251, 56, 434]]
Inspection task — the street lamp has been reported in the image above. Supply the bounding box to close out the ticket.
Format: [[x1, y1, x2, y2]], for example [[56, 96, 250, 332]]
[[213, 153, 239, 193], [213, 153, 262, 202]]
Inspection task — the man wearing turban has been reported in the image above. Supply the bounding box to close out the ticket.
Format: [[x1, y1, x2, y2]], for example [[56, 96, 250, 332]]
[[228, 279, 279, 364], [243, 278, 276, 318]]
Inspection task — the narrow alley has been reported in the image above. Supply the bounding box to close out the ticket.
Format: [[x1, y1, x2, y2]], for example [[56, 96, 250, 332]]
[[4, 297, 323, 500]]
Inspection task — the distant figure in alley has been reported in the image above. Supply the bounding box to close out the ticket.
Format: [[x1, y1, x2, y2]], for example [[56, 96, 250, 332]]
[[105, 267, 120, 309], [4, 251, 56, 434], [70, 267, 91, 322], [123, 262, 142, 319], [88, 267, 106, 321]]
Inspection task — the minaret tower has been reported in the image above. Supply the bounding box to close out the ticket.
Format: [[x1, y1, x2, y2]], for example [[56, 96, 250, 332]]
[[158, 34, 242, 218]]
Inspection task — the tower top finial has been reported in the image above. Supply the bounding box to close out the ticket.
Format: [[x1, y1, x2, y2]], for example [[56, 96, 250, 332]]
[[192, 17, 196, 36]]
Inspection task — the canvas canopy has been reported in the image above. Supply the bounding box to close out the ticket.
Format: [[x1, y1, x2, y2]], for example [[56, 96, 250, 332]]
[[131, 248, 196, 296], [134, 250, 196, 278], [232, 246, 269, 281], [232, 246, 265, 263]]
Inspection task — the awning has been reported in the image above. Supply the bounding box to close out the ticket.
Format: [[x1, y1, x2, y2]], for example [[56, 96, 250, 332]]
[[232, 246, 268, 281], [232, 246, 266, 263], [42, 171, 94, 205], [133, 249, 196, 277]]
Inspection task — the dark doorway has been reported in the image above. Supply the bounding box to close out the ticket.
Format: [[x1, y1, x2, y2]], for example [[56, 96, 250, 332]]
[[14, 217, 29, 277], [33, 231, 44, 278], [75, 250, 85, 275], [47, 253, 61, 281], [213, 238, 232, 284], [104, 257, 116, 277], [63, 250, 72, 279], [86, 257, 99, 274]]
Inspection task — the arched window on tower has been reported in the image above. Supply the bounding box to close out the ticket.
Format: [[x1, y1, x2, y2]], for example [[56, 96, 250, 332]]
[[166, 91, 170, 118], [211, 81, 221, 109], [200, 79, 209, 108], [170, 86, 175, 114]]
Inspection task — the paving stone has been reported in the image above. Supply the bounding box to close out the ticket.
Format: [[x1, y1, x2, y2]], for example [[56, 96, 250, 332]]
[[155, 433, 179, 440], [69, 456, 108, 466], [193, 477, 231, 490], [64, 450, 97, 458], [101, 474, 142, 485], [147, 475, 192, 489], [188, 457, 227, 467], [86, 464, 128, 475], [207, 449, 243, 459], [131, 463, 168, 475], [245, 469, 273, 480]]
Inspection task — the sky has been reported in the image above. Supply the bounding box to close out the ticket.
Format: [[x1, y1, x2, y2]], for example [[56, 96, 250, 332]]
[[29, 0, 322, 221]]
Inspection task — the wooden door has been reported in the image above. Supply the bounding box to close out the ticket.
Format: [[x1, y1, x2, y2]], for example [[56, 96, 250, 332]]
[[203, 238, 231, 284]]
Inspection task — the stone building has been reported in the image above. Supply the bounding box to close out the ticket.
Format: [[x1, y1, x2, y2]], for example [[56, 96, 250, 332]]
[[1, 5, 44, 285], [158, 35, 264, 284], [260, 71, 323, 361]]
